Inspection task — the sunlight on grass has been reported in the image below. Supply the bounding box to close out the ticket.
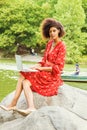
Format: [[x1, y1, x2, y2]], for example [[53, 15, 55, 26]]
[[0, 58, 87, 101], [0, 58, 37, 64], [0, 69, 87, 102], [0, 70, 18, 101], [65, 82, 87, 90]]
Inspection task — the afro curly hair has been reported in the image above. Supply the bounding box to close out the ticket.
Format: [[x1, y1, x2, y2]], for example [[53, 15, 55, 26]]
[[41, 18, 65, 39]]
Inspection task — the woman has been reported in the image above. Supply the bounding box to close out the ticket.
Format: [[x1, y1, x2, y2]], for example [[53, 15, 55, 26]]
[[0, 18, 66, 115]]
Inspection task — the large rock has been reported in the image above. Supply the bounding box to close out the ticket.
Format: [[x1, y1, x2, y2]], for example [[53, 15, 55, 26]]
[[0, 84, 87, 130]]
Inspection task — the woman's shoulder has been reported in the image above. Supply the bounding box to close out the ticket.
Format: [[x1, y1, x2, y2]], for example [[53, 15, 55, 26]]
[[58, 41, 66, 51], [60, 40, 65, 45], [60, 41, 66, 48]]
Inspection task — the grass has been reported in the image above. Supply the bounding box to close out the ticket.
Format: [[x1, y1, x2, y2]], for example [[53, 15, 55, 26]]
[[0, 58, 87, 101], [64, 64, 87, 72], [0, 69, 87, 102], [0, 58, 37, 64], [65, 82, 87, 90], [0, 70, 18, 101], [0, 59, 37, 101]]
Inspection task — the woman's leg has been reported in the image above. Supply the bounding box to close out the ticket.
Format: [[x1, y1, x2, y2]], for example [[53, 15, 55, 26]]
[[22, 79, 36, 110], [11, 79, 36, 116], [7, 73, 25, 109]]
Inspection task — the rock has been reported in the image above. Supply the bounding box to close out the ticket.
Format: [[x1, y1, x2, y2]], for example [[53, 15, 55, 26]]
[[0, 84, 87, 130]]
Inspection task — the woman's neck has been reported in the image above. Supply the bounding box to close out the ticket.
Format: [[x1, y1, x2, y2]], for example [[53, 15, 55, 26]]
[[53, 38, 61, 45]]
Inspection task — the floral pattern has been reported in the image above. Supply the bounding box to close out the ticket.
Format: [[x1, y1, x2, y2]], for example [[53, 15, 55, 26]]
[[20, 40, 66, 96]]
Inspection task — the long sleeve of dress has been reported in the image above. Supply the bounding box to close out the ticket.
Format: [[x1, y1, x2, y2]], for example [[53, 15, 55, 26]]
[[20, 41, 66, 96]]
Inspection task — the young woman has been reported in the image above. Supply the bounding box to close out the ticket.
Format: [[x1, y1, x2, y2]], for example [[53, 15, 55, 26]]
[[0, 18, 66, 116]]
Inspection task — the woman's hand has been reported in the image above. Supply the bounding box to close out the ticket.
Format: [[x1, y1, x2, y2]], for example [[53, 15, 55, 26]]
[[35, 66, 43, 71], [30, 63, 52, 72], [30, 64, 41, 70], [35, 66, 52, 72]]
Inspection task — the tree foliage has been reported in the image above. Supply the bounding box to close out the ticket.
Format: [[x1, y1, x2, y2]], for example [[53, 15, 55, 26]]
[[0, 0, 51, 54], [0, 0, 87, 63], [82, 0, 87, 31], [54, 0, 86, 63], [82, 0, 87, 54]]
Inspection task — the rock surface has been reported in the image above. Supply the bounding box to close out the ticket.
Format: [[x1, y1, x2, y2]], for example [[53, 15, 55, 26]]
[[0, 84, 87, 130]]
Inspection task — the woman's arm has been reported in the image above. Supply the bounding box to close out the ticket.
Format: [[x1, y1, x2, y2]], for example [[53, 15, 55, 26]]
[[35, 66, 52, 72]]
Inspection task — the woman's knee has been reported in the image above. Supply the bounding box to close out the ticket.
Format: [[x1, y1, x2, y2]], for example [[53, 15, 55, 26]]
[[19, 73, 25, 80], [22, 79, 31, 88]]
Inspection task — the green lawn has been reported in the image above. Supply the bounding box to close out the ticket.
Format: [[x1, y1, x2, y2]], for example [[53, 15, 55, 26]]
[[0, 69, 87, 102], [0, 58, 87, 101], [0, 70, 18, 101], [65, 82, 87, 90]]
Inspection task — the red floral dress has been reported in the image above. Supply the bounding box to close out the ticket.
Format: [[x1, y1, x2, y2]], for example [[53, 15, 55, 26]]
[[20, 40, 66, 96]]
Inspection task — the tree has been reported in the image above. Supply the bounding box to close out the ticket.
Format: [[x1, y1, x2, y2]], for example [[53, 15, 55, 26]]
[[0, 0, 51, 55], [82, 0, 87, 32], [0, 0, 86, 62], [54, 0, 86, 63], [82, 0, 87, 55]]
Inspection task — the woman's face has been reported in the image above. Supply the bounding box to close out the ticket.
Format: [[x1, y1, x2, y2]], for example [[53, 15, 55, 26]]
[[49, 27, 60, 40]]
